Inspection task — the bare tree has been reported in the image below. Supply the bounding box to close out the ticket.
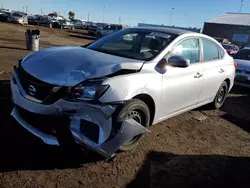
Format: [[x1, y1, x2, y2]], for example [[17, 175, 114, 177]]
[[48, 12, 58, 17], [68, 11, 75, 20]]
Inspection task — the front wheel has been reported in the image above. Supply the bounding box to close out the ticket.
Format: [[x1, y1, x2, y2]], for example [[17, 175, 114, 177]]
[[212, 81, 228, 109], [114, 99, 150, 151]]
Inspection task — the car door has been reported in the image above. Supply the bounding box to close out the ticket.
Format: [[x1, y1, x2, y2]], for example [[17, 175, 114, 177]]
[[107, 25, 116, 35], [101, 25, 109, 35], [160, 38, 204, 118], [198, 38, 226, 104]]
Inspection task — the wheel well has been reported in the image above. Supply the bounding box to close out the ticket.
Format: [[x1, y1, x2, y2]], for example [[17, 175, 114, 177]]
[[133, 94, 155, 125], [225, 78, 230, 89]]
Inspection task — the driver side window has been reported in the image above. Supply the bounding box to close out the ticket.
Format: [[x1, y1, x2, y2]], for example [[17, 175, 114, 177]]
[[166, 38, 200, 64]]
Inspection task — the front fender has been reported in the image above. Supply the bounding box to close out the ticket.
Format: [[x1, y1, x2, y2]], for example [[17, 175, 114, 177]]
[[99, 73, 162, 103]]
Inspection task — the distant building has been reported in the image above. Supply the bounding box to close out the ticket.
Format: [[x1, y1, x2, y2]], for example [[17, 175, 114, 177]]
[[137, 23, 201, 33], [203, 12, 250, 45]]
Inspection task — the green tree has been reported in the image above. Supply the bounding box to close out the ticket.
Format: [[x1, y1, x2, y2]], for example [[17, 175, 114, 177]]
[[68, 11, 75, 20]]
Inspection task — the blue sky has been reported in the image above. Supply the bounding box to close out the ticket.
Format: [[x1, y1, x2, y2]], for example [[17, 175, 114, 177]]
[[1, 0, 248, 28]]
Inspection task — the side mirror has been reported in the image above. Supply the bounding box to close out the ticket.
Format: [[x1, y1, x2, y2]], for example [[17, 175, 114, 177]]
[[168, 56, 190, 68]]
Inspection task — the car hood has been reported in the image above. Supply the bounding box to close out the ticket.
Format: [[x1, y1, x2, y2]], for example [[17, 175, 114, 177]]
[[235, 59, 250, 70], [21, 46, 144, 86]]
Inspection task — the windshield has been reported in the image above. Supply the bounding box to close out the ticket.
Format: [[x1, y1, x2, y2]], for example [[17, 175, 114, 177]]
[[13, 13, 22, 17], [234, 49, 250, 60], [87, 28, 176, 60]]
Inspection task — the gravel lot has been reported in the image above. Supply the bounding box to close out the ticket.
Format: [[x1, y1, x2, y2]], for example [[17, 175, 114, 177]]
[[0, 22, 250, 188]]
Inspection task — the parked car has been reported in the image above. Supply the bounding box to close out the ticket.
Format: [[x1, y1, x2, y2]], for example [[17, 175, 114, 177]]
[[85, 21, 94, 29], [0, 11, 11, 22], [53, 19, 74, 29], [88, 22, 106, 36], [222, 44, 238, 56], [7, 12, 28, 25], [72, 19, 87, 29], [234, 47, 250, 88], [10, 27, 235, 158], [96, 24, 123, 38]]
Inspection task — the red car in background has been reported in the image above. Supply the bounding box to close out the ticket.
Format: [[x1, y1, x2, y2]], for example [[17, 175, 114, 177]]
[[222, 44, 239, 56]]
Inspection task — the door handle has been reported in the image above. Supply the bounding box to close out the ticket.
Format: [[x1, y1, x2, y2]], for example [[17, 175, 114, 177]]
[[194, 72, 202, 78], [219, 68, 225, 73]]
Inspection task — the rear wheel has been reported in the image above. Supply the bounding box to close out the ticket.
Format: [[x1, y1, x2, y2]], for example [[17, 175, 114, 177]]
[[96, 32, 102, 38], [114, 99, 150, 151], [212, 81, 228, 109]]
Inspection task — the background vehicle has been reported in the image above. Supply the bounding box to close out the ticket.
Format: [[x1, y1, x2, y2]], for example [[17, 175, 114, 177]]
[[72, 19, 87, 29], [214, 37, 229, 44], [28, 15, 53, 27], [222, 44, 238, 56], [10, 28, 235, 158], [53, 19, 74, 29], [7, 12, 28, 25], [88, 22, 106, 35], [234, 47, 250, 88], [0, 11, 11, 22], [96, 24, 123, 38]]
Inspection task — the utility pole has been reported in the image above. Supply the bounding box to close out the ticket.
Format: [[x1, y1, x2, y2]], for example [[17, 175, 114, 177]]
[[26, 5, 28, 14], [102, 6, 105, 23], [88, 12, 90, 21], [169, 8, 175, 26], [119, 16, 121, 24], [239, 0, 244, 13], [23, 6, 24, 13], [41, 8, 43, 15]]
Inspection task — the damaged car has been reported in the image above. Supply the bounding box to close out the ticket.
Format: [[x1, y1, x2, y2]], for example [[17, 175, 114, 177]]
[[10, 27, 236, 158]]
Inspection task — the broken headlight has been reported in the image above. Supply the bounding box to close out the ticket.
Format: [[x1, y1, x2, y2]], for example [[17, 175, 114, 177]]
[[70, 83, 109, 101]]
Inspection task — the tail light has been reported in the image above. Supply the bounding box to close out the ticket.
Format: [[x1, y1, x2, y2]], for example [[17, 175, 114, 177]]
[[234, 61, 237, 69]]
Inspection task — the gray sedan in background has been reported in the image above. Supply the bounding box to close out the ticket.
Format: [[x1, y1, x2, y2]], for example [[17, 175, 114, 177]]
[[234, 47, 250, 88], [10, 27, 235, 158]]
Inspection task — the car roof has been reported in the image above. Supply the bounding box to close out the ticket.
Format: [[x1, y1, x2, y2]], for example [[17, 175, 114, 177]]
[[132, 27, 193, 35]]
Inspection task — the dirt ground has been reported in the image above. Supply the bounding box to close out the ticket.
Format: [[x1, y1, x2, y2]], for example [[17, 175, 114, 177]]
[[0, 22, 250, 188]]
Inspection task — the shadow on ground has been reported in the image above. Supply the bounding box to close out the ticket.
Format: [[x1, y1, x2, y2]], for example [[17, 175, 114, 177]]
[[127, 151, 250, 188], [0, 45, 27, 51], [0, 80, 101, 172], [69, 34, 96, 40], [67, 30, 87, 35], [220, 86, 250, 133]]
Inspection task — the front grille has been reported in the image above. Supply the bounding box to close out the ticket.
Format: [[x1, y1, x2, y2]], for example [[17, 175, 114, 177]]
[[17, 67, 55, 101], [17, 106, 70, 136]]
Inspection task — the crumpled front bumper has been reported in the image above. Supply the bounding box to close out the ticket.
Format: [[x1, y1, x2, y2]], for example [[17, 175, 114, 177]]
[[10, 71, 150, 158]]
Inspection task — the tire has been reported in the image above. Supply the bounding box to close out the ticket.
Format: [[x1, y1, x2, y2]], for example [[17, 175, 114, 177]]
[[114, 99, 150, 151], [212, 81, 228, 109], [96, 32, 102, 38]]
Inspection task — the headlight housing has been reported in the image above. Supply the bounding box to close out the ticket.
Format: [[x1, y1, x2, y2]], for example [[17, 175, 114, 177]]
[[68, 82, 109, 101]]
